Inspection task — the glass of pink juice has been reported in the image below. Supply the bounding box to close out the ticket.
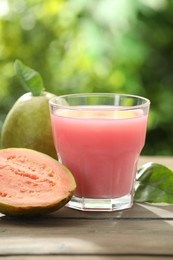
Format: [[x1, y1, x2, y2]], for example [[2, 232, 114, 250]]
[[49, 93, 150, 211]]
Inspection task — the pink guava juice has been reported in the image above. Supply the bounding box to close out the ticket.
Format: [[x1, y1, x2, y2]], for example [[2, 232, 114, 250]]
[[51, 108, 148, 199]]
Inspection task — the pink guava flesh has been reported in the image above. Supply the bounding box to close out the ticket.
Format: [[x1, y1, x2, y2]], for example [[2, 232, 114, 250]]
[[0, 148, 76, 216]]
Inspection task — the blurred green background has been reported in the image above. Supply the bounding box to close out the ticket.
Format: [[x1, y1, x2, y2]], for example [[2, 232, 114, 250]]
[[0, 0, 173, 155]]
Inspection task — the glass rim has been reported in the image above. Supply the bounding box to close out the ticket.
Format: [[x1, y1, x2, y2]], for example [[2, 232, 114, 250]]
[[49, 93, 150, 111]]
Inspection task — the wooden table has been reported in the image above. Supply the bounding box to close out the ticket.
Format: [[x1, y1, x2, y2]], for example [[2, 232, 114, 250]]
[[0, 156, 173, 260]]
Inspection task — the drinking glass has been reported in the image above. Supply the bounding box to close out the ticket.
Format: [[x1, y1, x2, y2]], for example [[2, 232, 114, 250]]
[[49, 93, 150, 211]]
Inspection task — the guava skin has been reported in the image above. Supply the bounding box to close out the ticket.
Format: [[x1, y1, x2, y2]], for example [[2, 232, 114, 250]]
[[0, 195, 72, 217], [1, 91, 57, 159]]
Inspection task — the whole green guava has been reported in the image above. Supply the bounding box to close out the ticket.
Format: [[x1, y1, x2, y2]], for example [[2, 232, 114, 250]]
[[1, 91, 57, 159]]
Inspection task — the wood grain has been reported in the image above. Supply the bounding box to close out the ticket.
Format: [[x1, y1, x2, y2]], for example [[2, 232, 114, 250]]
[[0, 203, 173, 256], [2, 257, 173, 260]]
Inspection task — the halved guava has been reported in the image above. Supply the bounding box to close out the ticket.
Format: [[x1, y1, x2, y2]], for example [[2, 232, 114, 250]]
[[0, 148, 76, 217]]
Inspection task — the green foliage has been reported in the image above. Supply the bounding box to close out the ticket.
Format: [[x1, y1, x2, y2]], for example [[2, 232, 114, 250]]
[[135, 162, 173, 203], [14, 59, 44, 96], [0, 0, 173, 155]]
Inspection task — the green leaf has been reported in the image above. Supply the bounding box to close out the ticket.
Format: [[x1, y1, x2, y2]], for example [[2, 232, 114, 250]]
[[14, 60, 45, 96], [134, 162, 173, 204]]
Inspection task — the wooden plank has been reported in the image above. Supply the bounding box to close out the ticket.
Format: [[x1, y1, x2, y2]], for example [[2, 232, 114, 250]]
[[1, 203, 173, 222], [139, 156, 173, 169], [0, 215, 173, 256], [1, 256, 173, 260], [50, 203, 173, 219]]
